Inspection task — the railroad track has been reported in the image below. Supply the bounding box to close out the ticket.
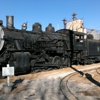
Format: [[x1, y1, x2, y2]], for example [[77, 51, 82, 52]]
[[60, 67, 100, 100], [96, 67, 100, 75]]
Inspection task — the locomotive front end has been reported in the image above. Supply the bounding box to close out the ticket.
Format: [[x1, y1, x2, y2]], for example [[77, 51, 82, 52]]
[[0, 16, 11, 51], [0, 16, 32, 77], [0, 26, 4, 51]]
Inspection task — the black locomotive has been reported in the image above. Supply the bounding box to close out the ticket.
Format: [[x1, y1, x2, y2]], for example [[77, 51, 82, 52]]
[[0, 15, 100, 77]]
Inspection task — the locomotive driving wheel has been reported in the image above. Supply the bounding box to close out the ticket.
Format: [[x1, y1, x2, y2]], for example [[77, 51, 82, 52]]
[[52, 56, 62, 68], [63, 57, 71, 67]]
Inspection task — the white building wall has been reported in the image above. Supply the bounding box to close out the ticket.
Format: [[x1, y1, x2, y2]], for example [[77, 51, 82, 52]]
[[67, 19, 86, 33]]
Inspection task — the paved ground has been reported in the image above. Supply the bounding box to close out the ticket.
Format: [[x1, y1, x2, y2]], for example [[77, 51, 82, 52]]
[[0, 63, 100, 100]]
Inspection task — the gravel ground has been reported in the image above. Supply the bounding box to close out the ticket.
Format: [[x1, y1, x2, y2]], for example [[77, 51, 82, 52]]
[[0, 63, 100, 100]]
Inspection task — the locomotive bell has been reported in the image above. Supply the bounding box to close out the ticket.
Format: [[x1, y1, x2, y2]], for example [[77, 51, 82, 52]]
[[6, 16, 14, 29], [45, 23, 55, 32], [32, 23, 42, 32]]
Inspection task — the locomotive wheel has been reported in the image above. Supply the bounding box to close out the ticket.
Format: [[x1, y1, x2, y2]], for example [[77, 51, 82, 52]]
[[63, 57, 71, 67], [34, 69, 41, 73], [62, 57, 68, 66], [52, 56, 62, 68], [47, 68, 54, 71], [76, 60, 79, 65]]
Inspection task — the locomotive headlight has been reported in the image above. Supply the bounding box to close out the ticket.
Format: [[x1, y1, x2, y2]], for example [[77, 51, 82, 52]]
[[0, 26, 4, 50], [22, 23, 27, 30], [23, 23, 26, 27]]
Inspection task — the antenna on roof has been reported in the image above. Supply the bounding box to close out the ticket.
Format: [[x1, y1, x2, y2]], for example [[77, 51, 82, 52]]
[[72, 12, 77, 20]]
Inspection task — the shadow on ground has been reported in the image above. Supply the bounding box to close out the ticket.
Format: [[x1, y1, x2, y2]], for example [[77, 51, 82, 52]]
[[12, 79, 24, 90]]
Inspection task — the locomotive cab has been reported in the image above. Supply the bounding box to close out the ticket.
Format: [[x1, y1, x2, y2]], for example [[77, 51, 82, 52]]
[[71, 32, 85, 65], [73, 32, 85, 50]]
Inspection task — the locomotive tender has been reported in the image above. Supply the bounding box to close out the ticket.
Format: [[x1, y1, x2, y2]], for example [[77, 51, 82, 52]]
[[0, 15, 100, 77]]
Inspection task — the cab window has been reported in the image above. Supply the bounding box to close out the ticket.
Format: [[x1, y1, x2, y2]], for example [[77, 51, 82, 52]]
[[75, 35, 84, 42]]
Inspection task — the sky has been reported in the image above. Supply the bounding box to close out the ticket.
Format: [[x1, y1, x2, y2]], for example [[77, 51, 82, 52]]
[[0, 0, 100, 31]]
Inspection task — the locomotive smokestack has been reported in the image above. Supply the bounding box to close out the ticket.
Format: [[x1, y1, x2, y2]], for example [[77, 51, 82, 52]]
[[6, 15, 14, 28]]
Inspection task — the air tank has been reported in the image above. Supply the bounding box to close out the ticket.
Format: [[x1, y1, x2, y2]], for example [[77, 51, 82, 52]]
[[32, 22, 42, 32], [6, 15, 14, 28], [45, 23, 55, 33]]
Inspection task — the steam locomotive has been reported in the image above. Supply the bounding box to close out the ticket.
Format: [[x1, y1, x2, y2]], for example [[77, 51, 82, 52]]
[[0, 15, 100, 77]]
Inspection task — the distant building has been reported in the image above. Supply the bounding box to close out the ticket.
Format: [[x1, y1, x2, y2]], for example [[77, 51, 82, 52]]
[[67, 13, 86, 33]]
